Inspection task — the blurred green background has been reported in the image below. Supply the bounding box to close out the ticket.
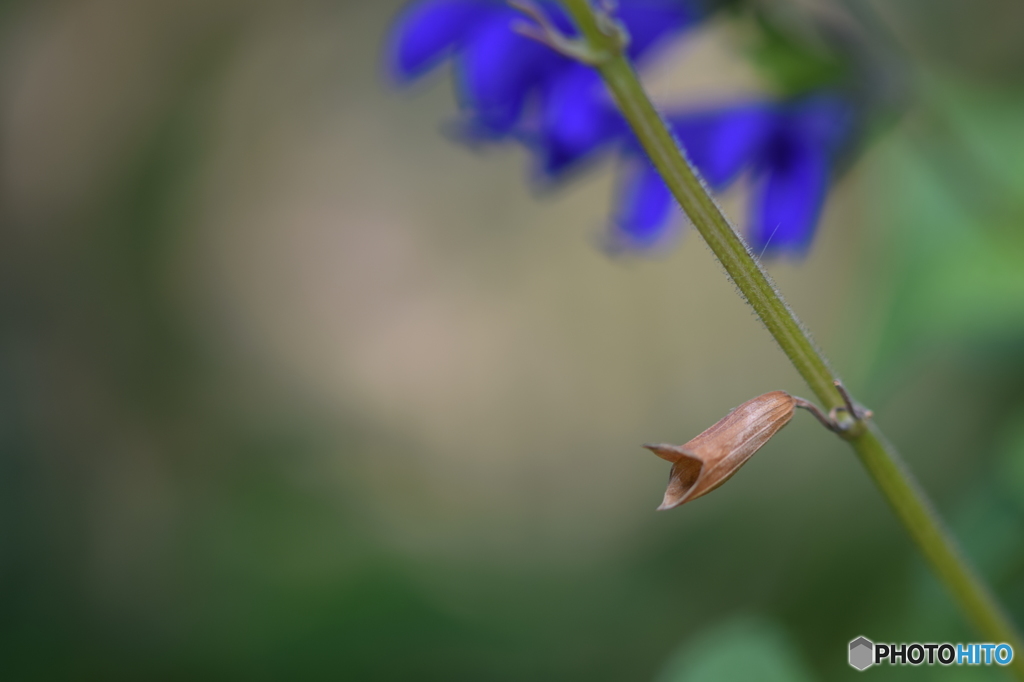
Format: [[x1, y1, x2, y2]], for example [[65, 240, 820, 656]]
[[2, 0, 1024, 679]]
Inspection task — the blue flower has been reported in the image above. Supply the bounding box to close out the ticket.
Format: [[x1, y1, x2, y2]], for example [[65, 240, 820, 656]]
[[607, 155, 677, 251], [611, 93, 853, 255], [387, 0, 698, 178], [386, 2, 856, 259]]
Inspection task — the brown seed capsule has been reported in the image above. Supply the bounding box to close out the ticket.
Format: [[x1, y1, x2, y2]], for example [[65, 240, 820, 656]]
[[645, 391, 797, 510]]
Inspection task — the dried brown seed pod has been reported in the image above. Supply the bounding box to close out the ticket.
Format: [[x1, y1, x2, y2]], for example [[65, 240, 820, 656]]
[[645, 391, 797, 510]]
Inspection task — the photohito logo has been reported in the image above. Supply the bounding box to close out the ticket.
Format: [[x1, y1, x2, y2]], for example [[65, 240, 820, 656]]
[[848, 636, 1014, 671], [849, 637, 873, 671]]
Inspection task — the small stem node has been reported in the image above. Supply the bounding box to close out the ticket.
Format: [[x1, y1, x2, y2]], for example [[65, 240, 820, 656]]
[[508, 0, 626, 65], [793, 397, 842, 433]]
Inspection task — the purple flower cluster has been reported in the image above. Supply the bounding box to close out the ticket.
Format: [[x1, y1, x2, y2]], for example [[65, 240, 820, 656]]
[[386, 0, 854, 256], [389, 0, 694, 174], [616, 94, 852, 253]]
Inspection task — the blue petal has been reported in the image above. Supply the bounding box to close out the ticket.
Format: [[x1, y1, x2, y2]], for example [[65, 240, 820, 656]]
[[668, 103, 778, 189], [388, 0, 491, 82], [534, 64, 624, 177], [619, 2, 697, 60], [611, 156, 676, 249], [750, 135, 829, 256], [458, 8, 565, 133]]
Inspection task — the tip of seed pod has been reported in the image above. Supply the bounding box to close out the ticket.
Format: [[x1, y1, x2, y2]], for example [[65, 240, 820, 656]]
[[643, 443, 681, 462], [657, 497, 682, 511]]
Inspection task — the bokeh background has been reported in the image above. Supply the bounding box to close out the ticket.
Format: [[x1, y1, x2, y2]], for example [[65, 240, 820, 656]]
[[2, 0, 1024, 679]]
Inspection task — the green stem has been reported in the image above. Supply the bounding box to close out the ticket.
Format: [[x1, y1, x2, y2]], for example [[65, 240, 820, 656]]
[[559, 0, 1024, 668]]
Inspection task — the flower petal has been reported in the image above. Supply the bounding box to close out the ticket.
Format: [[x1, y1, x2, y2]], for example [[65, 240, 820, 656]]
[[457, 8, 565, 134], [387, 0, 490, 82], [610, 156, 676, 249], [619, 2, 697, 60], [668, 103, 778, 189], [750, 136, 830, 256], [534, 64, 624, 177]]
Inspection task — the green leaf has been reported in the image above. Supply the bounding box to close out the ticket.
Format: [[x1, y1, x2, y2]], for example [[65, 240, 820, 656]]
[[654, 617, 817, 682]]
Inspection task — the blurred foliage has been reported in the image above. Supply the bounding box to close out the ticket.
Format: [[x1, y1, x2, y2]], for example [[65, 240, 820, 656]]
[[654, 617, 816, 682], [864, 83, 1024, 389], [744, 13, 848, 98]]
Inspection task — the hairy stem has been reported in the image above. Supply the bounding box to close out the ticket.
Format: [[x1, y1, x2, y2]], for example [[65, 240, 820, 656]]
[[559, 0, 1023, 667]]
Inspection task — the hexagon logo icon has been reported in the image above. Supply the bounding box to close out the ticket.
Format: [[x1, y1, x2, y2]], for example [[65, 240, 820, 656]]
[[849, 636, 874, 671]]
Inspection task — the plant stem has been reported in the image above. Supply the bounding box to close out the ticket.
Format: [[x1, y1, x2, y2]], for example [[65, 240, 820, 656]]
[[559, 0, 1024, 667]]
